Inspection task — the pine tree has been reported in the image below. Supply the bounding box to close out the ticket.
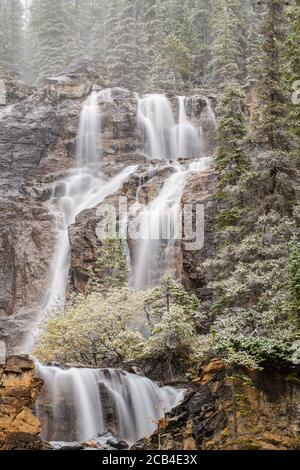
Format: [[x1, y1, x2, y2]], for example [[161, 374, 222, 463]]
[[88, 0, 109, 60], [245, 0, 263, 85], [119, 0, 142, 89], [0, 0, 24, 75], [255, 0, 290, 151], [215, 84, 248, 188], [164, 33, 192, 91], [150, 0, 173, 91], [286, 3, 300, 158], [105, 0, 124, 87], [209, 0, 241, 87], [28, 0, 70, 83], [87, 238, 129, 294], [65, 0, 92, 59], [191, 0, 213, 86], [288, 236, 300, 321]]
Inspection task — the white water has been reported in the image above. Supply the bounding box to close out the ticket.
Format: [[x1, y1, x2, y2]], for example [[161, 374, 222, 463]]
[[33, 92, 136, 340], [175, 96, 203, 159], [138, 94, 203, 160], [130, 157, 212, 290], [27, 90, 216, 445], [36, 363, 185, 444], [203, 97, 218, 130], [138, 94, 176, 160]]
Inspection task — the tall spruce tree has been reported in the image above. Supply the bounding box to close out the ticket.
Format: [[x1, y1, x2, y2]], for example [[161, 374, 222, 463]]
[[0, 0, 24, 75], [191, 0, 213, 86], [255, 0, 290, 151], [215, 84, 248, 188], [245, 1, 263, 85], [29, 0, 70, 83], [209, 0, 241, 87], [286, 2, 300, 158], [105, 0, 124, 87]]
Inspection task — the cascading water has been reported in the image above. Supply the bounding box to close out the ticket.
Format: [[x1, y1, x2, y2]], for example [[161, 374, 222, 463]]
[[138, 94, 204, 161], [33, 92, 137, 340], [175, 96, 203, 159], [76, 92, 101, 167], [28, 90, 216, 445], [130, 93, 217, 288], [36, 363, 185, 444], [130, 158, 212, 290], [138, 94, 176, 160]]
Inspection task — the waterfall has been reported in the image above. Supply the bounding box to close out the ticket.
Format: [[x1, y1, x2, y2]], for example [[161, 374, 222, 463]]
[[138, 94, 176, 160], [76, 92, 101, 167], [36, 363, 185, 444], [175, 96, 202, 159], [130, 158, 212, 290], [204, 97, 218, 130], [31, 93, 137, 344], [138, 94, 203, 161]]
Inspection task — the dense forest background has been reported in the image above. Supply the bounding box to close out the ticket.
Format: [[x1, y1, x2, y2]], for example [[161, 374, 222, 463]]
[[0, 0, 267, 91]]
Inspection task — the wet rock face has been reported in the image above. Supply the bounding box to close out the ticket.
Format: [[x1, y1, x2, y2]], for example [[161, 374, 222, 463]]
[[0, 63, 107, 346], [133, 359, 300, 451], [181, 169, 218, 303], [0, 355, 43, 450], [0, 68, 34, 106], [0, 60, 218, 349], [0, 182, 56, 321]]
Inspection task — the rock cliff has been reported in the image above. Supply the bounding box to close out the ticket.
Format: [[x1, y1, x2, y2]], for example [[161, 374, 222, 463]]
[[133, 358, 300, 451], [0, 355, 43, 450], [0, 61, 217, 350]]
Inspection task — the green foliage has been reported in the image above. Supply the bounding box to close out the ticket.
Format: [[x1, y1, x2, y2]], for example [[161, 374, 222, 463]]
[[0, 0, 24, 74], [143, 304, 199, 376], [209, 0, 246, 87], [164, 33, 192, 91], [143, 273, 199, 325], [254, 0, 291, 151], [34, 287, 147, 366], [28, 0, 70, 83], [35, 275, 200, 374], [285, 4, 300, 158], [87, 237, 129, 294], [212, 308, 298, 370], [288, 235, 300, 319], [215, 84, 248, 185]]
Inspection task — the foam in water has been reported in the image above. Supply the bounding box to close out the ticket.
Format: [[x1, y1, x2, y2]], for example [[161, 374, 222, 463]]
[[36, 363, 185, 444]]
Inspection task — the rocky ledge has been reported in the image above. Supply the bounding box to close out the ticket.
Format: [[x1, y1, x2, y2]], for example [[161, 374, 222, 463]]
[[133, 358, 300, 451], [0, 355, 43, 450]]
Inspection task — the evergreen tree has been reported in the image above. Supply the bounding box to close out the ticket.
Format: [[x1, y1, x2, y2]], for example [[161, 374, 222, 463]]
[[286, 3, 300, 158], [209, 0, 241, 87], [87, 238, 129, 294], [150, 0, 173, 90], [66, 0, 92, 59], [28, 0, 70, 82], [245, 0, 263, 85], [191, 0, 213, 85], [255, 0, 290, 151], [105, 0, 124, 86], [164, 33, 192, 91], [288, 236, 300, 321], [215, 84, 248, 189], [0, 0, 24, 75]]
